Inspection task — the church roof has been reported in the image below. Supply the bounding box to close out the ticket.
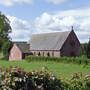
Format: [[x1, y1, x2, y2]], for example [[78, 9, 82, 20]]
[[30, 31, 71, 50]]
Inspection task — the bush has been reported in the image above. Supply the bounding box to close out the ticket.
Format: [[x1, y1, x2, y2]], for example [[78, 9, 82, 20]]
[[0, 67, 89, 90], [0, 66, 63, 90], [62, 72, 90, 90]]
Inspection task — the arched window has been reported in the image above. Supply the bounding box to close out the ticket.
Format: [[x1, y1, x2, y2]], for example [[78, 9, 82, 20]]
[[38, 52, 41, 56], [52, 51, 54, 56], [47, 52, 50, 57], [34, 52, 36, 55], [43, 52, 44, 56]]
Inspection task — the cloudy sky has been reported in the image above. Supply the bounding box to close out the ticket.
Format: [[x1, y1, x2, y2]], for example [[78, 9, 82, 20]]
[[0, 0, 90, 43]]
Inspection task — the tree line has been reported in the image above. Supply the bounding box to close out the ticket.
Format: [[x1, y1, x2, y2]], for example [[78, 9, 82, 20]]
[[81, 39, 90, 58]]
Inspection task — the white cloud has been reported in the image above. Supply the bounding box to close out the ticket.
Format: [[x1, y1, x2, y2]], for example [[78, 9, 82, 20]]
[[0, 0, 12, 6], [0, 0, 33, 6], [34, 8, 90, 43], [56, 8, 90, 17], [13, 0, 33, 4], [7, 15, 32, 41], [46, 0, 69, 4], [6, 7, 90, 43]]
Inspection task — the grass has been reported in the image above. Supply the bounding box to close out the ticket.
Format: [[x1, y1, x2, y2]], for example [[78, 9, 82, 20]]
[[0, 60, 90, 79]]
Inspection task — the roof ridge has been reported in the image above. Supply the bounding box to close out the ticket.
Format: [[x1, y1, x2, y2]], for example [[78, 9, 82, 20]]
[[32, 30, 71, 36]]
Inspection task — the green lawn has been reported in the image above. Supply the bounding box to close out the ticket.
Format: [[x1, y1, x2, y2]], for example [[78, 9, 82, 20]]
[[0, 60, 90, 79]]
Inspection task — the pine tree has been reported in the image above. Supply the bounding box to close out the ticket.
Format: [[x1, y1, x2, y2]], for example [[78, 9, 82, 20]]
[[86, 38, 90, 58]]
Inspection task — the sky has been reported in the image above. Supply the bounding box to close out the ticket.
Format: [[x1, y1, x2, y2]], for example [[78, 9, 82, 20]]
[[0, 0, 90, 43]]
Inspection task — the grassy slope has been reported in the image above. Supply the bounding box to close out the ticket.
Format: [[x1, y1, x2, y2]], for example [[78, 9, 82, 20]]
[[0, 60, 90, 79]]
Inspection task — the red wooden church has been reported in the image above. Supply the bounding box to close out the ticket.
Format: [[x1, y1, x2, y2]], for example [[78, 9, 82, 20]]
[[30, 30, 80, 57]]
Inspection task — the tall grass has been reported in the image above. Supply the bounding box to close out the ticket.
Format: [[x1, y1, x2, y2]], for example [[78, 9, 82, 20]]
[[0, 60, 89, 78], [26, 56, 90, 65]]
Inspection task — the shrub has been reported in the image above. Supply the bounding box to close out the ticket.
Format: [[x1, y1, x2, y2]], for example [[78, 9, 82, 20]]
[[0, 66, 63, 90], [0, 67, 90, 90]]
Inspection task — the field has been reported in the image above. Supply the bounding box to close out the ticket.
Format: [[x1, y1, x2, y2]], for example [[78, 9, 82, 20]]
[[0, 59, 90, 79]]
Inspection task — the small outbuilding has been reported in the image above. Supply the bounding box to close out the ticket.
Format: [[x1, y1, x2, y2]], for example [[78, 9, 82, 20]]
[[9, 42, 32, 61]]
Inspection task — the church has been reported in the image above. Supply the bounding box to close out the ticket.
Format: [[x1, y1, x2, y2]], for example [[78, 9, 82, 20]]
[[9, 29, 81, 60]]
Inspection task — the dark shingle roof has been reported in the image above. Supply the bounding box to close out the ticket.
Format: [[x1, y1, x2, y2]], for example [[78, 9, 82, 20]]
[[30, 31, 71, 50], [14, 42, 30, 53]]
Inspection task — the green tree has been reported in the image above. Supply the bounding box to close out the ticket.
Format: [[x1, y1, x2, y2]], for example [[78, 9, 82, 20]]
[[86, 38, 90, 58], [0, 12, 12, 59], [81, 43, 87, 56]]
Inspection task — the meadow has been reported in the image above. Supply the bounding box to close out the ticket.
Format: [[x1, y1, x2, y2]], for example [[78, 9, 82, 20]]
[[0, 57, 90, 79]]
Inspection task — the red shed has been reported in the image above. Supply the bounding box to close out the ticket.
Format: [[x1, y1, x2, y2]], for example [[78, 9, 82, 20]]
[[9, 42, 32, 61]]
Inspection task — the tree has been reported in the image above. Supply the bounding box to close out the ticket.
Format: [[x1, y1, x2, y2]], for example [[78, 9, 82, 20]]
[[0, 12, 12, 59], [81, 43, 87, 56], [86, 38, 90, 58]]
